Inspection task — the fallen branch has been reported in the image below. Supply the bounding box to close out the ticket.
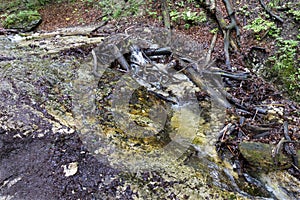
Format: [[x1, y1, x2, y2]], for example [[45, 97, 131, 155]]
[[245, 123, 272, 134], [0, 28, 19, 35], [174, 59, 232, 108], [224, 29, 231, 68], [202, 70, 250, 81], [144, 47, 172, 56], [211, 77, 268, 114], [109, 44, 130, 72]]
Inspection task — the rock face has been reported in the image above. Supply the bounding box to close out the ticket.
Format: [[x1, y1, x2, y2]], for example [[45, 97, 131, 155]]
[[3, 10, 42, 32]]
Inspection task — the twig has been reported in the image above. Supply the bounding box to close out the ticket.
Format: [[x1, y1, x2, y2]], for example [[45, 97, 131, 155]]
[[218, 123, 235, 141], [291, 163, 300, 173], [273, 137, 285, 166], [224, 29, 231, 69]]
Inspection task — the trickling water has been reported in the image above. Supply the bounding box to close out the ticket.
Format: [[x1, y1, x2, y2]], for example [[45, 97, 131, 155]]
[[0, 28, 299, 199]]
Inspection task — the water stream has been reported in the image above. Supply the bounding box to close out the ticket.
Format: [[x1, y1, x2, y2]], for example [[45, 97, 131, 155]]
[[0, 27, 299, 199]]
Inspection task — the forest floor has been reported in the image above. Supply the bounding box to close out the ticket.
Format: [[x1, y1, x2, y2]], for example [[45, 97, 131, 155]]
[[34, 0, 300, 99], [0, 0, 299, 74]]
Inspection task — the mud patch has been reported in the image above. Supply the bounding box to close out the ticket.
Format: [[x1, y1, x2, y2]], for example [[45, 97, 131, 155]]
[[0, 130, 128, 200]]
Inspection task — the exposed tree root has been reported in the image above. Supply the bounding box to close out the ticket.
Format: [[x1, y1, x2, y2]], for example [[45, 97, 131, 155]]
[[161, 0, 171, 31], [259, 0, 284, 23], [199, 0, 241, 70]]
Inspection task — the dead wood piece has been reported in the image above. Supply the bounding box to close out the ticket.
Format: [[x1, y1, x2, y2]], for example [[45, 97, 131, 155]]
[[90, 20, 108, 34], [0, 28, 19, 35], [144, 47, 172, 56], [224, 29, 231, 68], [245, 123, 272, 134], [202, 69, 250, 81], [205, 33, 218, 65], [109, 44, 130, 72], [174, 60, 232, 108], [252, 131, 271, 139], [24, 31, 92, 40]]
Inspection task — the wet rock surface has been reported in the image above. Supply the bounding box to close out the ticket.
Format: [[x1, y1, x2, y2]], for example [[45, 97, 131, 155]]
[[0, 29, 238, 200], [0, 23, 299, 199]]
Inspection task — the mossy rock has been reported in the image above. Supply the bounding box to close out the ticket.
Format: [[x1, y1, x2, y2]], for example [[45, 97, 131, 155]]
[[3, 10, 42, 32], [239, 141, 299, 171]]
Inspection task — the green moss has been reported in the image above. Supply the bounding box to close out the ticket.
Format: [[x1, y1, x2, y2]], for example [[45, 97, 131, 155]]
[[160, 0, 206, 29], [239, 141, 292, 171], [287, 8, 300, 21], [98, 0, 144, 20], [268, 38, 299, 101], [3, 10, 41, 31], [182, 9, 206, 24], [244, 17, 281, 40], [268, 0, 281, 8]]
